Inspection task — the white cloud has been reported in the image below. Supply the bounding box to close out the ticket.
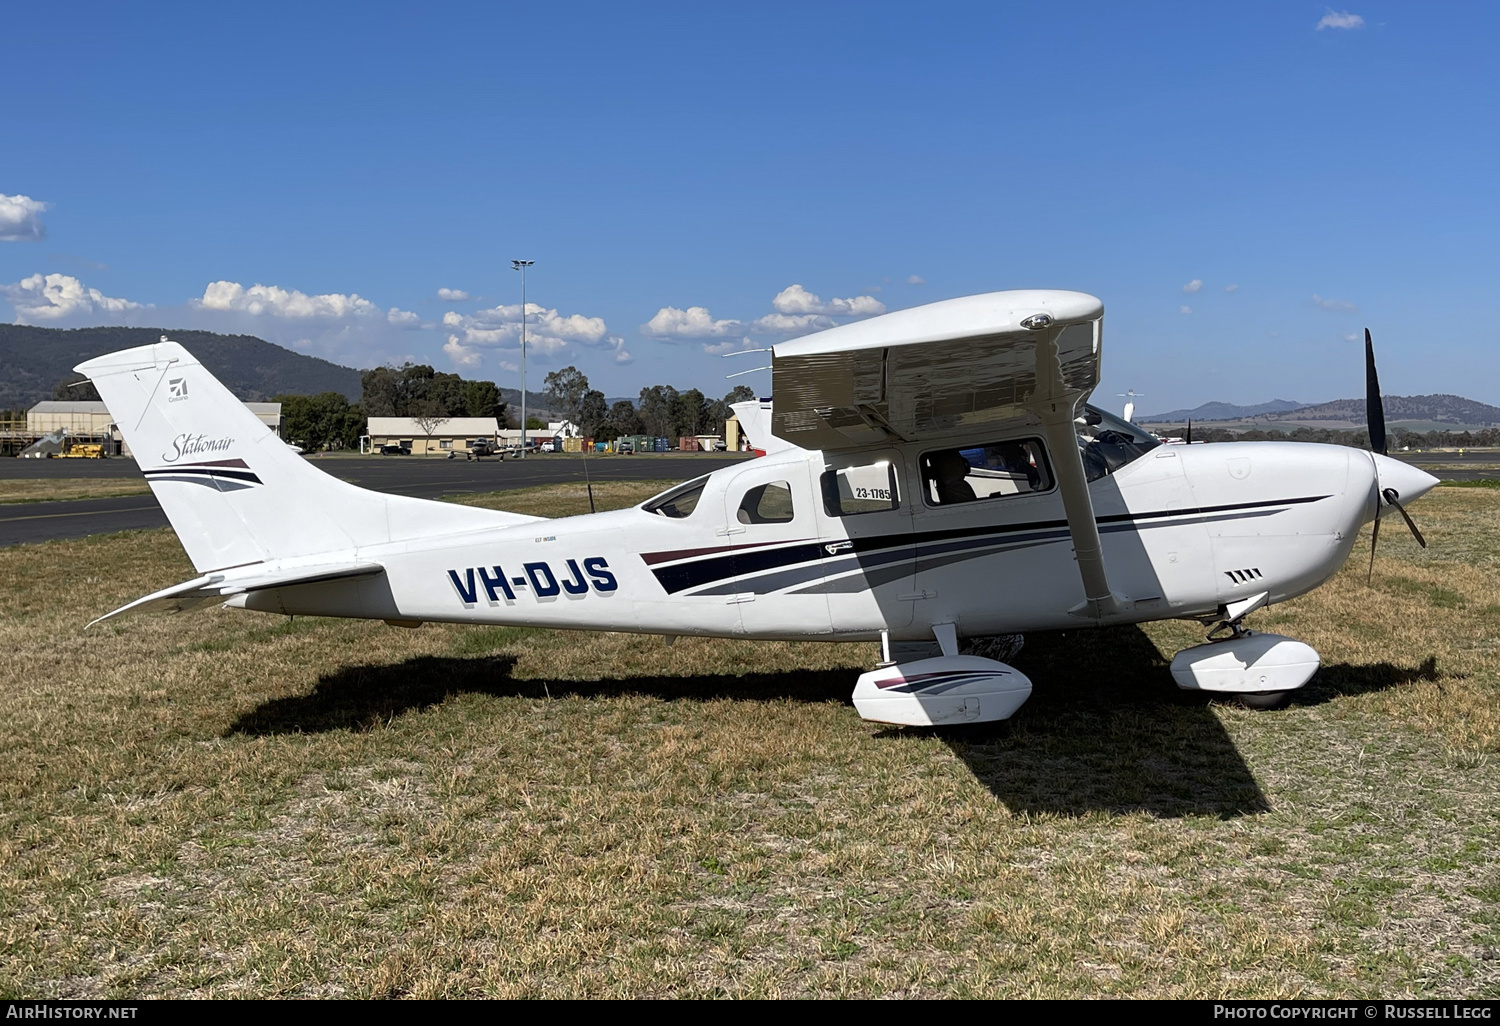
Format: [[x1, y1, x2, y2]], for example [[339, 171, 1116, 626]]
[[2, 273, 147, 322], [436, 288, 471, 302], [1343, 332, 1360, 342], [770, 284, 885, 318], [1180, 305, 1193, 315], [1312, 294, 1359, 313], [649, 282, 888, 347], [1224, 284, 1239, 293], [387, 307, 421, 327], [907, 275, 926, 285], [641, 305, 745, 339], [442, 301, 628, 367], [0, 194, 49, 242], [196, 280, 381, 320], [1182, 279, 1203, 294], [1316, 9, 1364, 30], [443, 335, 482, 368], [751, 311, 837, 334]]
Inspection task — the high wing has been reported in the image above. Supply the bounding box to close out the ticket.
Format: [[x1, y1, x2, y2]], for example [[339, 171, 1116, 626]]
[[770, 290, 1102, 450], [770, 290, 1119, 617]]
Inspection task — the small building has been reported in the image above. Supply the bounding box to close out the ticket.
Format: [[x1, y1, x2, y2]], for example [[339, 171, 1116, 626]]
[[25, 400, 281, 458], [367, 417, 509, 455]]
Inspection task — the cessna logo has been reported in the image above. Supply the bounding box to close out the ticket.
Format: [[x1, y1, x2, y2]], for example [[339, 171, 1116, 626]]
[[168, 377, 189, 401], [162, 433, 234, 463]]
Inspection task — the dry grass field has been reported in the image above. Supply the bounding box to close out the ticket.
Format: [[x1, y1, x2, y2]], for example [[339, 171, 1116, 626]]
[[1, 480, 1497, 998], [0, 478, 151, 504]]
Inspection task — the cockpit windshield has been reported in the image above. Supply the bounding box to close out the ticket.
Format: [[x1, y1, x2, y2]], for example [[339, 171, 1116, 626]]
[[1077, 404, 1160, 482], [643, 475, 709, 518]]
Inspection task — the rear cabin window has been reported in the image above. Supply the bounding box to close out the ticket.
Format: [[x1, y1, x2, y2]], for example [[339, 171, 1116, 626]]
[[921, 440, 1052, 506], [736, 481, 795, 524], [822, 461, 900, 516], [643, 476, 708, 518]]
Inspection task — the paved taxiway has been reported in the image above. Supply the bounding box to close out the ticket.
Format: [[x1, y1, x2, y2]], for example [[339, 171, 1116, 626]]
[[2, 449, 1493, 548], [0, 454, 748, 547]]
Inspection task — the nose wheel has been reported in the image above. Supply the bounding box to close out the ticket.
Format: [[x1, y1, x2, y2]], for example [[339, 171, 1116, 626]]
[[1235, 690, 1293, 711]]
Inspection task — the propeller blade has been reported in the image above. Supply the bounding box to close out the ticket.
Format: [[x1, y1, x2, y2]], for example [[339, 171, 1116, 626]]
[[1367, 505, 1380, 584], [1365, 328, 1387, 456], [1382, 487, 1428, 548], [1186, 418, 1192, 444]]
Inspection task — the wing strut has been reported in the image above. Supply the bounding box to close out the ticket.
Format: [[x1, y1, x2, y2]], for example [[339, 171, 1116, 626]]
[[1027, 325, 1121, 620]]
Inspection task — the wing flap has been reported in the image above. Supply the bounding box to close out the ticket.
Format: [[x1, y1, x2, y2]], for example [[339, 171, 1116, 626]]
[[88, 562, 386, 627]]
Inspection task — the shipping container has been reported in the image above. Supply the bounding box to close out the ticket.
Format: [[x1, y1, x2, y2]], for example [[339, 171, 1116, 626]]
[[654, 437, 669, 452], [678, 436, 700, 452]]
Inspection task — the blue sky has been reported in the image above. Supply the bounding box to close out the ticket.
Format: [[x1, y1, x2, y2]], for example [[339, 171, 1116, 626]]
[[2, 2, 1496, 413]]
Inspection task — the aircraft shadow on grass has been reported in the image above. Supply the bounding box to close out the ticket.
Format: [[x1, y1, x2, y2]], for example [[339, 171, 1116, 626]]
[[225, 625, 1439, 820]]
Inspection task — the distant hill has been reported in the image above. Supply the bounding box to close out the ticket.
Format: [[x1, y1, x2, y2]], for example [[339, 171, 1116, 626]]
[[0, 325, 362, 409], [1278, 394, 1500, 427], [1140, 393, 1500, 430], [1139, 399, 1308, 422], [496, 387, 557, 422]]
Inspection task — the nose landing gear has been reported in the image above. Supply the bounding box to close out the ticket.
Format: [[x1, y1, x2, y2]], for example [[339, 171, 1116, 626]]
[[1171, 592, 1319, 709]]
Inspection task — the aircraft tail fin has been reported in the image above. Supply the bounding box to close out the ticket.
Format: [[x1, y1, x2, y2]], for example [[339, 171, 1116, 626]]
[[729, 398, 799, 457], [76, 338, 540, 573]]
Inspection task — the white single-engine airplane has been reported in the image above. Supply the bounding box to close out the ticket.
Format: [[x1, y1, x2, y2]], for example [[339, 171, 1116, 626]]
[[79, 291, 1438, 724]]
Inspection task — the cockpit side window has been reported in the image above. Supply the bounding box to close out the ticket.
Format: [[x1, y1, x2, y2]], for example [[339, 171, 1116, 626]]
[[643, 475, 709, 519], [1077, 405, 1161, 482], [736, 481, 795, 524], [920, 439, 1053, 506]]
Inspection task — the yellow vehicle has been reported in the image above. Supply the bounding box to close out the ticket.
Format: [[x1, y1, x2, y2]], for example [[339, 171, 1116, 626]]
[[57, 442, 106, 459]]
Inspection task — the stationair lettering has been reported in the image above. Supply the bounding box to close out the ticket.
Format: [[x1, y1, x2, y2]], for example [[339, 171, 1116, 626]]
[[162, 433, 235, 463], [447, 557, 617, 605]]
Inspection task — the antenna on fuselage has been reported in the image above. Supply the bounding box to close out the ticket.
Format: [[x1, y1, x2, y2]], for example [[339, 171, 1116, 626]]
[[723, 347, 772, 382]]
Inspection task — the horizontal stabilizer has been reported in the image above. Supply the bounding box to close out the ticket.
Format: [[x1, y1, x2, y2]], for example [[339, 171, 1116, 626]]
[[88, 562, 385, 627]]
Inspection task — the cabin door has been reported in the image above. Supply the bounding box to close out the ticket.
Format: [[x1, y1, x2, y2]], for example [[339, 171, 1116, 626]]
[[717, 456, 833, 638]]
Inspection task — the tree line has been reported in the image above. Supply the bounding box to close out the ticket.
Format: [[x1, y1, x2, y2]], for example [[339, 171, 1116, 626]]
[[542, 365, 755, 442], [275, 364, 509, 451], [273, 362, 757, 452]]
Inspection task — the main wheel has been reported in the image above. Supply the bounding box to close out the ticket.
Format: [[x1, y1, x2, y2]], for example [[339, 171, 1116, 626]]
[[1237, 690, 1292, 711]]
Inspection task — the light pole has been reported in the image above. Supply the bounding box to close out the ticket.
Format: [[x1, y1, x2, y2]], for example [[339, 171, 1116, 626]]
[[510, 259, 534, 456]]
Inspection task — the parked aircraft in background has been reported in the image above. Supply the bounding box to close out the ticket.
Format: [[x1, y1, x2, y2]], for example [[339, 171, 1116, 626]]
[[77, 294, 1436, 725]]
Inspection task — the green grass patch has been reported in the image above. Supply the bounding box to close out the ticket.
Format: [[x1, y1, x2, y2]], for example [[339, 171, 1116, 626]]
[[1383, 575, 1466, 609]]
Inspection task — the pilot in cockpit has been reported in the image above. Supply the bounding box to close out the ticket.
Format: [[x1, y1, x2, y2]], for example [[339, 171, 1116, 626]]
[[931, 450, 977, 504]]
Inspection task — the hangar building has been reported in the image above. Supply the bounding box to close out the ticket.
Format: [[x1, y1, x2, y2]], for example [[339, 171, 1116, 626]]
[[26, 400, 281, 457]]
